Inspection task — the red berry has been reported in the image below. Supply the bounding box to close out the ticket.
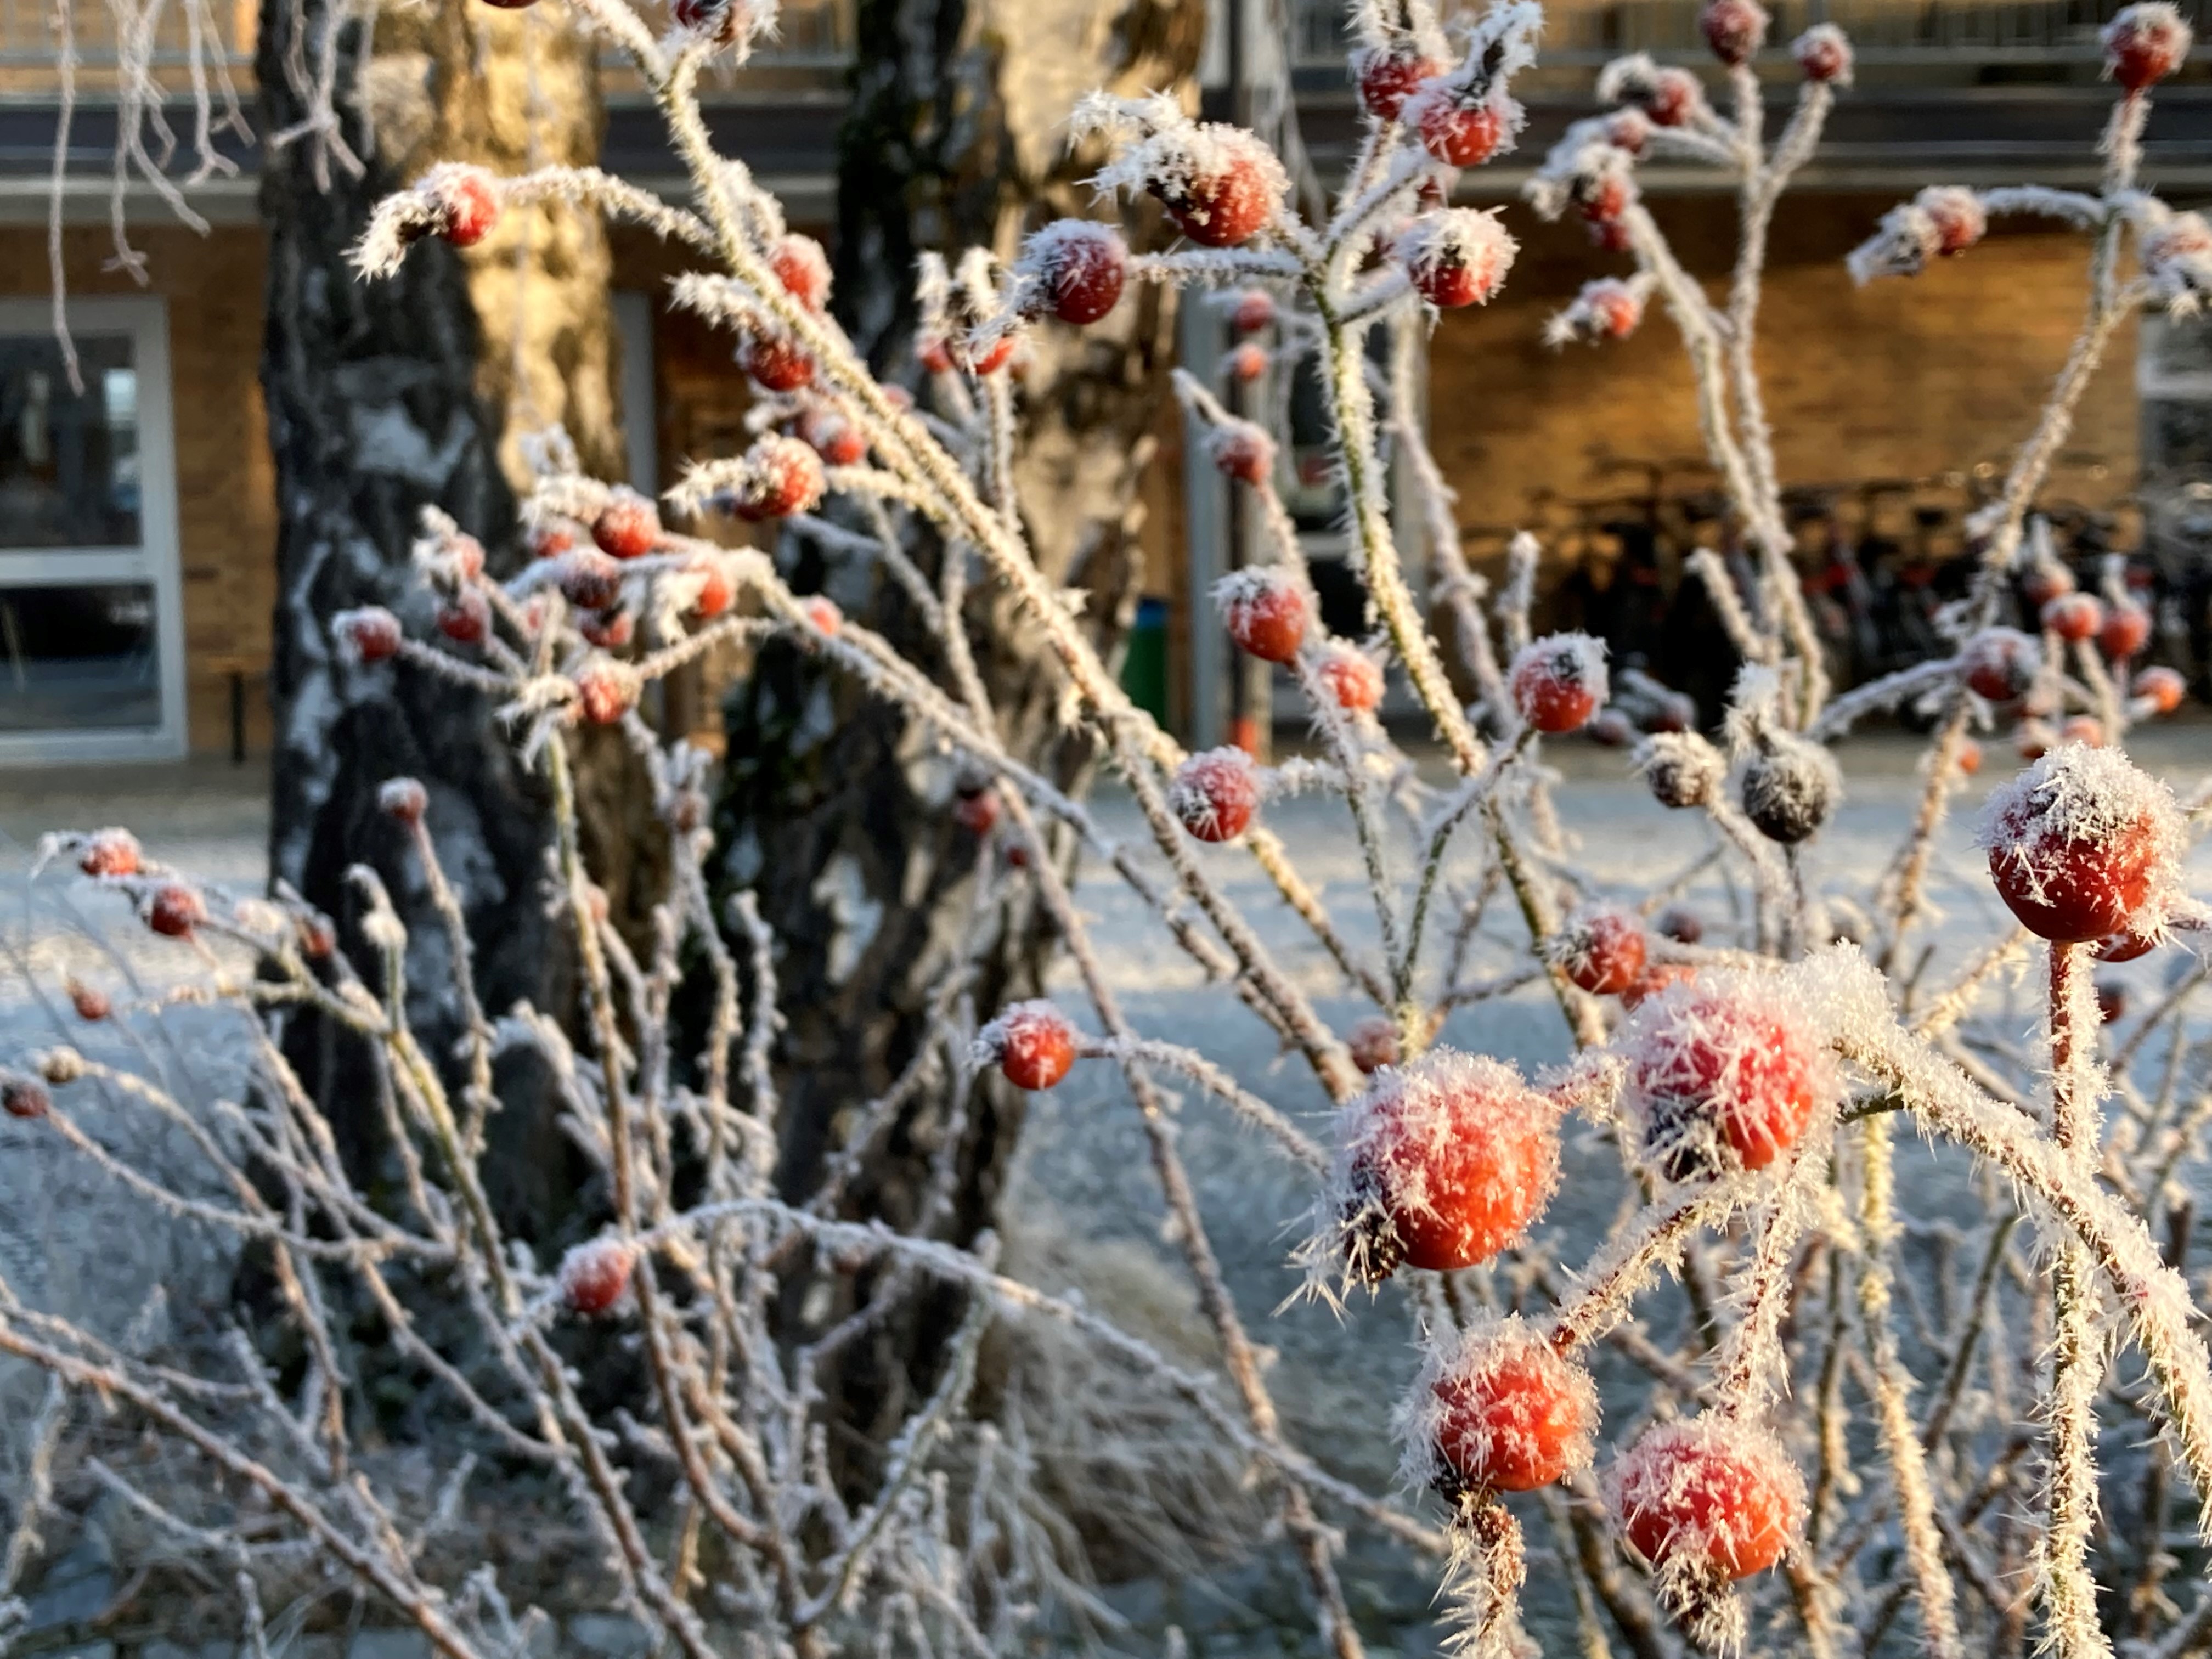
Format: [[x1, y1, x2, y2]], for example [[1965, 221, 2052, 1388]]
[[1655, 906, 1703, 945], [918, 336, 954, 375], [953, 785, 1000, 836], [1419, 1319, 1596, 1496], [296, 917, 337, 960], [1396, 210, 1516, 309], [1605, 107, 1653, 155], [445, 534, 486, 582], [1587, 278, 1645, 338], [1700, 0, 1769, 65], [988, 1001, 1077, 1090], [732, 436, 826, 522], [1578, 172, 1633, 225], [1356, 45, 1449, 120], [337, 606, 404, 664], [78, 828, 142, 878], [1231, 289, 1276, 333], [1227, 342, 1268, 383], [1171, 747, 1260, 843], [2062, 715, 2105, 748], [1918, 187, 1987, 256], [436, 590, 491, 645], [437, 172, 499, 247], [2023, 561, 2075, 607], [1555, 908, 1649, 996], [2100, 601, 2151, 660], [1623, 977, 1827, 1176], [1960, 628, 2040, 703], [560, 550, 626, 612], [768, 234, 832, 312], [956, 332, 1018, 376], [2105, 4, 2191, 90], [1218, 570, 1308, 665], [378, 778, 428, 824], [560, 1238, 636, 1316], [799, 407, 867, 467], [1510, 634, 1610, 734], [530, 524, 575, 561], [593, 488, 662, 560], [688, 559, 733, 620], [3, 1076, 50, 1120], [1609, 1419, 1804, 1582], [1956, 736, 1984, 776], [1347, 1014, 1399, 1075], [741, 331, 815, 393], [1415, 92, 1515, 168], [66, 979, 110, 1022], [1030, 222, 1127, 325], [2135, 664, 2187, 715], [575, 662, 639, 725], [1793, 23, 1853, 82], [581, 610, 634, 650], [1337, 1051, 1561, 1278], [1212, 427, 1274, 486], [2041, 591, 2102, 643], [1644, 67, 1705, 127], [1317, 647, 1385, 714], [1983, 745, 2180, 942], [1157, 142, 1280, 247], [802, 596, 842, 637], [147, 885, 206, 939]]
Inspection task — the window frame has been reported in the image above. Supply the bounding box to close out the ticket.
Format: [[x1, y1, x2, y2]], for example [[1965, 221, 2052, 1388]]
[[0, 296, 188, 763]]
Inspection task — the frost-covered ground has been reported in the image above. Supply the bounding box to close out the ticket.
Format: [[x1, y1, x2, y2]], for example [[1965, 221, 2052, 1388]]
[[3, 731, 2210, 1655]]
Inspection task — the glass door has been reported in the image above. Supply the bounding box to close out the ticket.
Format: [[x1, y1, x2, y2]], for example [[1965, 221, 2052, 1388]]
[[0, 298, 186, 761]]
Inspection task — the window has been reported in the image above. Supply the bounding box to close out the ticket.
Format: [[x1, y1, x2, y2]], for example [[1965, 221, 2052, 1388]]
[[0, 299, 185, 761]]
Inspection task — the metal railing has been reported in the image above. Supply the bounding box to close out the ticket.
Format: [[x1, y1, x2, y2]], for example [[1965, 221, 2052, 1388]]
[[0, 0, 851, 99], [1292, 0, 2207, 67]]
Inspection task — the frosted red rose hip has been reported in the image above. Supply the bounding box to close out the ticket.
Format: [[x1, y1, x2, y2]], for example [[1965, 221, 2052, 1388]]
[[2104, 4, 2192, 90], [1355, 44, 1448, 121], [1217, 569, 1308, 665], [1960, 628, 2039, 703], [2135, 665, 2187, 714], [984, 1001, 1077, 1091], [593, 488, 662, 560], [768, 234, 832, 312], [1395, 211, 1517, 310], [147, 885, 206, 939], [1153, 133, 1282, 247], [1025, 221, 1128, 325], [1413, 92, 1516, 168], [560, 1238, 636, 1316], [1347, 1014, 1399, 1075], [1553, 907, 1649, 996], [1623, 975, 1830, 1177], [1608, 1419, 1804, 1582], [1406, 1318, 1596, 1497], [1699, 0, 1769, 65], [2100, 602, 2151, 659], [1982, 744, 2181, 943], [1171, 747, 1261, 843], [1316, 647, 1384, 714], [78, 827, 142, 878], [741, 332, 815, 393], [1332, 1051, 1561, 1281], [1510, 633, 1610, 733]]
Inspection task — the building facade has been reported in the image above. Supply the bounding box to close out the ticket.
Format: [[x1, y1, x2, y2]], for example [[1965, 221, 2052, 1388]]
[[0, 0, 2204, 760]]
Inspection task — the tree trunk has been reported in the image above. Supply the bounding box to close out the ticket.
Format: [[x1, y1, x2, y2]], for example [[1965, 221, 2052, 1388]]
[[713, 0, 1203, 1470], [257, 0, 620, 1235]]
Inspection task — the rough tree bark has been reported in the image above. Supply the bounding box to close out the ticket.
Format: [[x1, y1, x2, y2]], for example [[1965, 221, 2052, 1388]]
[[713, 0, 1205, 1467], [257, 0, 622, 1234]]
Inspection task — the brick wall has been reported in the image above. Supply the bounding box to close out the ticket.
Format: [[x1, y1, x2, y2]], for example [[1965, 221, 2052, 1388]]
[[1424, 191, 2140, 578], [5, 224, 278, 758]]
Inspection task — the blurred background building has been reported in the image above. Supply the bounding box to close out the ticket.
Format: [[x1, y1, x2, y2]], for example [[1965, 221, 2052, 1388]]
[[2, 0, 2209, 762]]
